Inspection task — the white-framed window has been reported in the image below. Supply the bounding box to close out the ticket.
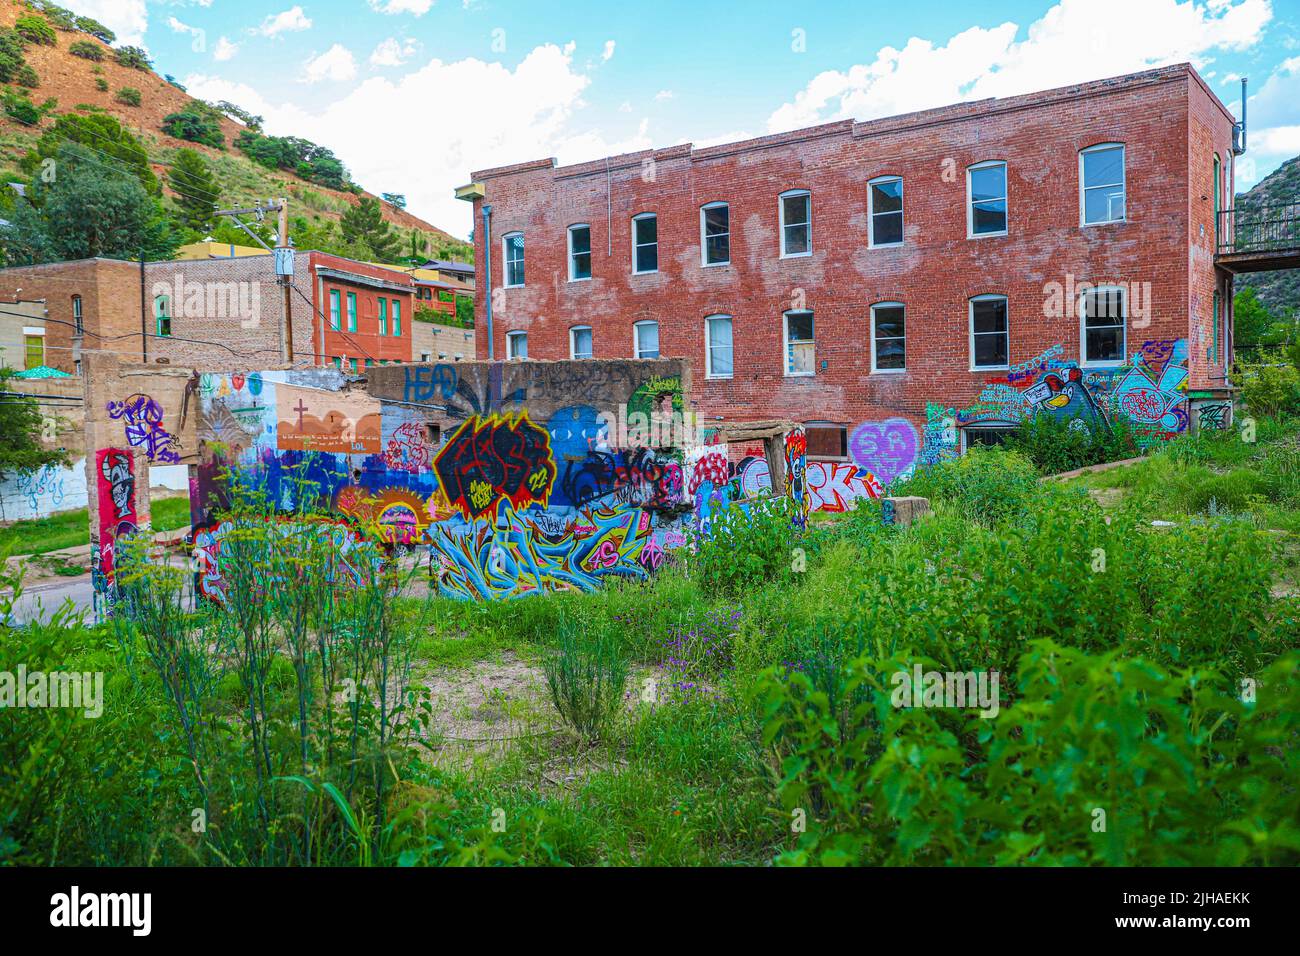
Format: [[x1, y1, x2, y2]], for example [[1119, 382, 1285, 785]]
[[969, 294, 1009, 370], [506, 330, 528, 359], [570, 325, 593, 360], [705, 314, 733, 378], [868, 176, 903, 247], [567, 223, 592, 281], [783, 309, 815, 377], [72, 295, 83, 336], [503, 232, 525, 287], [1080, 143, 1126, 226], [779, 189, 811, 258], [1080, 285, 1126, 366], [967, 161, 1008, 237], [701, 201, 730, 266], [870, 302, 905, 372], [634, 320, 660, 359], [632, 213, 658, 274]]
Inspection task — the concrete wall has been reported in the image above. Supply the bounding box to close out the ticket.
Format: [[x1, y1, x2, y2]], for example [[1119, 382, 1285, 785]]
[[0, 299, 47, 370], [412, 319, 476, 363]]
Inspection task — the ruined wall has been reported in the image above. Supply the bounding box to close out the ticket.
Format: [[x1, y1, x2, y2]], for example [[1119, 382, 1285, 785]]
[[193, 358, 706, 601]]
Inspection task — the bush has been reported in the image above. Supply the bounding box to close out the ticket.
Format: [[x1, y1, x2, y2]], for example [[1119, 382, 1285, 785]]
[[69, 39, 103, 61], [115, 86, 141, 107], [0, 29, 25, 84], [542, 615, 628, 741], [14, 15, 57, 46], [2, 90, 42, 125], [1240, 359, 1300, 417], [94, 78, 107, 92], [15, 64, 38, 88], [691, 492, 795, 595], [114, 45, 151, 70], [75, 16, 115, 44], [891, 446, 1040, 526], [161, 108, 224, 148], [1003, 413, 1139, 474]]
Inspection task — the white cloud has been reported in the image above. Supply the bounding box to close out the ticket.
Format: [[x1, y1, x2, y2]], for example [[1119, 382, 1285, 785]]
[[602, 40, 616, 62], [72, 0, 148, 47], [767, 0, 1272, 132], [257, 6, 312, 38], [654, 89, 674, 101], [302, 44, 358, 83], [368, 0, 434, 14], [183, 43, 651, 234], [618, 100, 632, 113], [1236, 54, 1300, 188], [370, 37, 418, 68], [213, 36, 239, 62]]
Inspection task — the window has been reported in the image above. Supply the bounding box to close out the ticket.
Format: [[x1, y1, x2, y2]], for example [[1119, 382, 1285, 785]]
[[420, 352, 432, 362], [632, 213, 658, 273], [23, 334, 43, 369], [333, 356, 342, 369], [568, 224, 592, 281], [1080, 286, 1125, 365], [784, 310, 815, 376], [392, 299, 401, 336], [779, 189, 811, 257], [154, 295, 172, 337], [634, 320, 660, 359], [969, 295, 1009, 369], [701, 202, 730, 266], [968, 161, 1008, 237], [507, 330, 528, 359], [871, 302, 906, 372], [503, 232, 525, 287], [570, 325, 593, 360], [868, 177, 903, 246], [705, 315, 733, 378], [72, 296, 83, 336], [963, 426, 1019, 451], [365, 358, 374, 368], [350, 358, 359, 373], [1080, 144, 1125, 225], [346, 292, 357, 332], [378, 297, 388, 336], [329, 289, 341, 330], [806, 422, 848, 458]]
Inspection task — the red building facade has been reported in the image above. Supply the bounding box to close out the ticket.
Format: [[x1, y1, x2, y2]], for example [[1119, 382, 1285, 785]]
[[466, 64, 1239, 472], [310, 252, 414, 372]]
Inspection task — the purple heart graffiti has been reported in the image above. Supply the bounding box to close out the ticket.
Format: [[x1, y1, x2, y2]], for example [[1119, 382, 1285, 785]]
[[849, 417, 919, 485]]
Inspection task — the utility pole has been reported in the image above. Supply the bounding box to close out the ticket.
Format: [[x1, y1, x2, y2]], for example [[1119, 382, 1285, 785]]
[[214, 198, 294, 362]]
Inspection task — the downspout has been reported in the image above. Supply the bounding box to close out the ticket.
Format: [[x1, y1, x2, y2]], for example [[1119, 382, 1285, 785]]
[[482, 203, 494, 360]]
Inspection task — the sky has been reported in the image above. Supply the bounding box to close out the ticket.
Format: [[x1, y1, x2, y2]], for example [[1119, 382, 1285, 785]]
[[66, 0, 1300, 239]]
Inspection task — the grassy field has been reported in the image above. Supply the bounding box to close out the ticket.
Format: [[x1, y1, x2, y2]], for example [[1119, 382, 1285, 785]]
[[0, 496, 191, 556], [2, 419, 1298, 867]]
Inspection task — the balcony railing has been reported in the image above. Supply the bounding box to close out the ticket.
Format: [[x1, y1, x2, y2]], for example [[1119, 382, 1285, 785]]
[[1217, 200, 1300, 256]]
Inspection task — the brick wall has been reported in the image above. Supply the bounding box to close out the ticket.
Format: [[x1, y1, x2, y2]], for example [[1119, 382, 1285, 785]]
[[468, 64, 1237, 440], [412, 319, 476, 362], [311, 252, 414, 369]]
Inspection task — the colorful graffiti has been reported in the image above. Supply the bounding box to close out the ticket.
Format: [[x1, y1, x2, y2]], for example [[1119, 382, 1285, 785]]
[[849, 417, 920, 485], [432, 502, 658, 600], [785, 427, 809, 531], [106, 394, 180, 463], [433, 412, 557, 520], [95, 448, 137, 588]]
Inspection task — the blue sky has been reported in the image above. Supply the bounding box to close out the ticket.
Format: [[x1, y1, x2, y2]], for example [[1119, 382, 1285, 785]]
[[70, 0, 1300, 237]]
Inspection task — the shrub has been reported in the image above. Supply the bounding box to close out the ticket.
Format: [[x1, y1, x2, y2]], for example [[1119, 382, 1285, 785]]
[[161, 108, 224, 148], [542, 616, 628, 741], [94, 78, 107, 92], [75, 16, 115, 44], [115, 86, 141, 107], [1240, 359, 1300, 417], [15, 64, 38, 88], [14, 15, 57, 46], [114, 45, 151, 70], [1003, 413, 1139, 474], [891, 446, 1040, 526], [0, 29, 25, 84], [2, 90, 42, 125], [691, 492, 795, 596], [69, 39, 103, 61]]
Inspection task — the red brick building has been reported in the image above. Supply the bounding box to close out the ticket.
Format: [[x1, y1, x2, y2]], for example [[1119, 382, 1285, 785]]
[[309, 253, 414, 372], [463, 64, 1242, 470]]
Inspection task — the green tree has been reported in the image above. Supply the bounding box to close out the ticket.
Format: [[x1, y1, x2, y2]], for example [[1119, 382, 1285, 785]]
[[75, 17, 115, 44], [339, 196, 402, 261], [21, 112, 159, 195], [1234, 286, 1290, 352], [0, 29, 28, 84], [161, 109, 224, 149], [14, 15, 57, 46], [0, 367, 68, 480], [114, 45, 151, 70], [69, 39, 103, 61], [169, 148, 219, 233]]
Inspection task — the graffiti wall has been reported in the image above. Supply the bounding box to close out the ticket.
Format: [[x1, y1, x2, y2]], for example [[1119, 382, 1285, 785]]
[[0, 459, 88, 522], [92, 448, 137, 603], [194, 360, 703, 601]]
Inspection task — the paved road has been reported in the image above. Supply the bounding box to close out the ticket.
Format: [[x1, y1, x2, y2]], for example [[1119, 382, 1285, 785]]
[[5, 574, 98, 625]]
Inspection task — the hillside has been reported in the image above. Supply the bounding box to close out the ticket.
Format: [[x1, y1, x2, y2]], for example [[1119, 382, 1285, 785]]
[[0, 0, 467, 257], [1236, 154, 1300, 315]]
